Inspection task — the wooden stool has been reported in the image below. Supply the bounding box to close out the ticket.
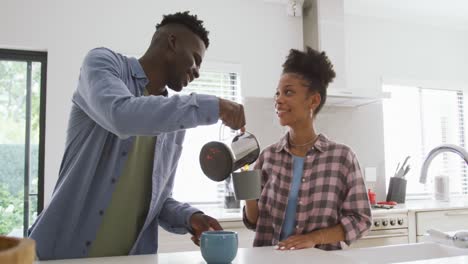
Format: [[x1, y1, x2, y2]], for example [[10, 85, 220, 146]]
[[0, 236, 36, 264]]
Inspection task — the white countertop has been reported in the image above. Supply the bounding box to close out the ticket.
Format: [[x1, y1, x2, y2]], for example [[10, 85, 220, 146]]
[[397, 256, 468, 264], [402, 198, 468, 212], [35, 247, 357, 264], [35, 243, 468, 264]]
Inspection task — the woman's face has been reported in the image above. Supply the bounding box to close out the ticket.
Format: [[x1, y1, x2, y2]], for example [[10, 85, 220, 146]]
[[274, 73, 320, 127]]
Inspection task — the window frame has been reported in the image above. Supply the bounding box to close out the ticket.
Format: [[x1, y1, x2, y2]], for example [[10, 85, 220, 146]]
[[0, 49, 47, 235], [382, 84, 467, 199]]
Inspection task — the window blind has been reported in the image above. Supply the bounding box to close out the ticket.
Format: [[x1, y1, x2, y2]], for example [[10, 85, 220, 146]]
[[171, 69, 242, 205]]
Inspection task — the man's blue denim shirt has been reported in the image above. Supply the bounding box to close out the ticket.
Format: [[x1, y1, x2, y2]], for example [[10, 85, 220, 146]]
[[29, 48, 219, 260]]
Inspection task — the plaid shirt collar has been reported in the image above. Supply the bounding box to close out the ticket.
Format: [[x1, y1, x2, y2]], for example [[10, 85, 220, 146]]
[[273, 133, 328, 154]]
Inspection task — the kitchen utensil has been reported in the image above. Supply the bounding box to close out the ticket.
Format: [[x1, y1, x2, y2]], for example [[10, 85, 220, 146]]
[[394, 162, 400, 176], [386, 176, 407, 203], [395, 156, 411, 178], [427, 229, 468, 248], [402, 165, 410, 178], [371, 204, 395, 209], [201, 231, 238, 264], [199, 131, 260, 182], [377, 201, 397, 206], [0, 236, 36, 264], [232, 169, 261, 200]]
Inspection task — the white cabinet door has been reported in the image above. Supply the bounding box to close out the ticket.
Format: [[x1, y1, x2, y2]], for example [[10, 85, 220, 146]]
[[416, 209, 468, 236], [350, 236, 408, 248]]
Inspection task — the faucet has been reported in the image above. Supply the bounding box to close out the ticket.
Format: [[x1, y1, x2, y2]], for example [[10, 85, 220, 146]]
[[419, 144, 468, 184]]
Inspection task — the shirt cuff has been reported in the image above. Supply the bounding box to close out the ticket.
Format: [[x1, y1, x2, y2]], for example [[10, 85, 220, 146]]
[[242, 206, 257, 230], [340, 215, 371, 245], [185, 208, 204, 233]]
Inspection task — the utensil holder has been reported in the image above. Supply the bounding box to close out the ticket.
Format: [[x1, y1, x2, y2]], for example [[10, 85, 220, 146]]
[[386, 177, 407, 203]]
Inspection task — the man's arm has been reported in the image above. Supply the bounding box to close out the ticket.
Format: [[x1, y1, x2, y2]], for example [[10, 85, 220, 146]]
[[74, 48, 219, 138], [158, 197, 201, 234]]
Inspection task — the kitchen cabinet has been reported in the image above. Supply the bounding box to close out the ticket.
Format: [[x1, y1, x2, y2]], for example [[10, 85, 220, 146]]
[[414, 209, 468, 242], [303, 0, 382, 106], [303, 0, 347, 95]]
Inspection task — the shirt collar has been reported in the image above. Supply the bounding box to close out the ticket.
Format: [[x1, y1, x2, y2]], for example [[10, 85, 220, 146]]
[[129, 57, 147, 79], [273, 133, 328, 153], [129, 57, 169, 96]]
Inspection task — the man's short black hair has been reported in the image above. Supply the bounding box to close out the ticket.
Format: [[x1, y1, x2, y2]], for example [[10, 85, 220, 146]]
[[282, 46, 336, 114], [156, 11, 210, 48]]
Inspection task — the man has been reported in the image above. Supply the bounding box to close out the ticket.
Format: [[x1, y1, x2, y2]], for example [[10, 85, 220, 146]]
[[29, 11, 246, 260]]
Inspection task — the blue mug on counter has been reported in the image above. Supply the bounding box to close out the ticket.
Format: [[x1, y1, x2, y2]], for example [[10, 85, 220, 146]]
[[201, 231, 238, 264]]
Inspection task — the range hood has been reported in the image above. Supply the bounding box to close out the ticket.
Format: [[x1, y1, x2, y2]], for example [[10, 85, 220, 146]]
[[303, 0, 382, 107]]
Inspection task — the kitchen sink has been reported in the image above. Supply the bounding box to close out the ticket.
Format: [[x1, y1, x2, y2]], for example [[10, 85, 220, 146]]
[[333, 242, 468, 263]]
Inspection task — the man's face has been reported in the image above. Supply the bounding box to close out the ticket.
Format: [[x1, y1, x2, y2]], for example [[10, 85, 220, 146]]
[[167, 32, 206, 92]]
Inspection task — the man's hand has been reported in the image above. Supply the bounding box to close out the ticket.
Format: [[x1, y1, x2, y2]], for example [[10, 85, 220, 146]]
[[189, 213, 223, 246], [219, 98, 246, 131], [276, 233, 317, 250]]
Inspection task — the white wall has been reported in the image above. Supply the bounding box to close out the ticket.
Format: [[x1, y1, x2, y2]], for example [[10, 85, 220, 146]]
[[0, 0, 303, 204]]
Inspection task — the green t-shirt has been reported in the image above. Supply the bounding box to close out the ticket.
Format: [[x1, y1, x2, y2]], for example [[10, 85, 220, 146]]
[[88, 93, 155, 257]]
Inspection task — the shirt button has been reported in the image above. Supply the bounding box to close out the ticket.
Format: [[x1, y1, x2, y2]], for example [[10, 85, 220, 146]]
[[296, 225, 299, 229], [111, 178, 116, 184], [85, 241, 91, 247], [121, 151, 128, 156], [206, 117, 211, 123], [180, 125, 185, 129], [302, 178, 306, 182], [299, 200, 303, 205], [99, 210, 104, 216]]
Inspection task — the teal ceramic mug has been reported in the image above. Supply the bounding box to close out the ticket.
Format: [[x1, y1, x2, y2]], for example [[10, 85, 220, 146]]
[[200, 231, 238, 264]]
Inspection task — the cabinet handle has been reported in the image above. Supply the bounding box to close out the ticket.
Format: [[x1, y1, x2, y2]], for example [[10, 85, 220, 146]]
[[444, 211, 468, 216], [363, 232, 409, 239]]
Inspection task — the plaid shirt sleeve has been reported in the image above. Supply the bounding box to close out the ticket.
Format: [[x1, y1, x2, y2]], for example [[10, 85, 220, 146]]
[[339, 151, 372, 245]]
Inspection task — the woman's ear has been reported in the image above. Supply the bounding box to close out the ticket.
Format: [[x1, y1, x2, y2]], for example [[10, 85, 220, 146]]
[[309, 92, 321, 112]]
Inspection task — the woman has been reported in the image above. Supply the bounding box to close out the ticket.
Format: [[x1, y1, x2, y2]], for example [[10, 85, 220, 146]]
[[243, 47, 371, 251]]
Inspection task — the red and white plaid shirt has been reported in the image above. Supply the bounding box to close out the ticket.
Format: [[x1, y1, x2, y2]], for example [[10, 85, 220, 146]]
[[243, 133, 372, 250]]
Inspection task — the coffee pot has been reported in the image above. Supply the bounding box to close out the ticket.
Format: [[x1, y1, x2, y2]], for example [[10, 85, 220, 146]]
[[199, 131, 260, 182]]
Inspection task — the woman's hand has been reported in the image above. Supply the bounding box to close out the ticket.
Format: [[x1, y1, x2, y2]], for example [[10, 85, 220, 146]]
[[276, 233, 318, 250]]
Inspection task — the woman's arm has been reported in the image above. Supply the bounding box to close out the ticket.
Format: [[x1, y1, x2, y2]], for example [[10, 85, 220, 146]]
[[277, 224, 345, 250], [244, 199, 259, 226], [339, 151, 372, 245]]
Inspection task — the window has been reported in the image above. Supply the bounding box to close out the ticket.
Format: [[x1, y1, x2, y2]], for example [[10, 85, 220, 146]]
[[383, 84, 467, 199], [0, 49, 46, 236], [169, 64, 241, 209]]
